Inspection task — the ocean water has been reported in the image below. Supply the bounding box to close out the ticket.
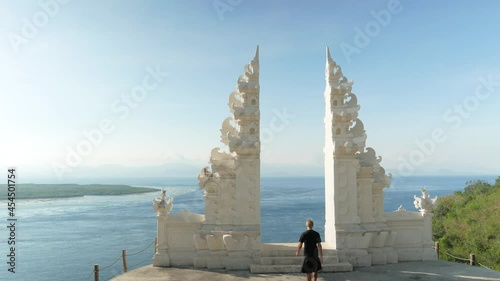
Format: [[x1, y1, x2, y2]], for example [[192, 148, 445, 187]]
[[0, 175, 496, 281]]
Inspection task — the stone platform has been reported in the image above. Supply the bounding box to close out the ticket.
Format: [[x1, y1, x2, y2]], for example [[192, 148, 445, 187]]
[[112, 261, 500, 281]]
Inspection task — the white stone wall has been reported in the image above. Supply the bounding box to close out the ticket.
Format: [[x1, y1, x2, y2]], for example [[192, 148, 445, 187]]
[[385, 211, 437, 262]]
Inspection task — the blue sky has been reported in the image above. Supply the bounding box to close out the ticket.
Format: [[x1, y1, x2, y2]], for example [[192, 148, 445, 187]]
[[1, 0, 499, 181]]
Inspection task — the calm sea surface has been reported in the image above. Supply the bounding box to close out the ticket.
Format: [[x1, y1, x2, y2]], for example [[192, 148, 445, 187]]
[[0, 175, 496, 281]]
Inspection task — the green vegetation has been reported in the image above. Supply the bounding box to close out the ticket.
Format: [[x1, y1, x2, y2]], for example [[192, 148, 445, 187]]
[[433, 177, 500, 270], [0, 183, 159, 199]]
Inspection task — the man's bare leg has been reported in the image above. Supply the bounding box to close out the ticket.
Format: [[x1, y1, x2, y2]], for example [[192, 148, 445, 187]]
[[313, 271, 318, 281]]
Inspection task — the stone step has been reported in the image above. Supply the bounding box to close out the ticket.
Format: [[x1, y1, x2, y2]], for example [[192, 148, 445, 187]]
[[260, 243, 338, 257], [261, 249, 339, 257], [261, 256, 339, 265], [250, 262, 353, 274]]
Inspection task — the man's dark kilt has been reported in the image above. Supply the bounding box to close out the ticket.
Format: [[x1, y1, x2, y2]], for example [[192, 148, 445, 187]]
[[301, 255, 322, 273]]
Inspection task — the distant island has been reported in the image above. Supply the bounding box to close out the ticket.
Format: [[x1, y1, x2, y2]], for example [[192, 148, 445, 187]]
[[0, 184, 160, 199]]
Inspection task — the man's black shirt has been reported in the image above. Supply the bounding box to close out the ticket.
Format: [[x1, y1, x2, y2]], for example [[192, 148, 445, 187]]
[[299, 229, 321, 257]]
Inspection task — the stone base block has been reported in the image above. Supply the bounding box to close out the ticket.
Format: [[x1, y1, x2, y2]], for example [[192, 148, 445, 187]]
[[225, 256, 252, 270], [337, 249, 371, 267], [368, 248, 387, 265], [422, 248, 438, 261], [193, 256, 207, 268], [224, 251, 254, 270], [396, 246, 437, 262], [206, 251, 227, 269], [153, 252, 169, 267], [396, 248, 423, 261], [193, 250, 210, 268], [384, 248, 399, 264], [167, 251, 196, 266]]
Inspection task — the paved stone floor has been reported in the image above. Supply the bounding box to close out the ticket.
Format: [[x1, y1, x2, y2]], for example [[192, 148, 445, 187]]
[[112, 261, 500, 281]]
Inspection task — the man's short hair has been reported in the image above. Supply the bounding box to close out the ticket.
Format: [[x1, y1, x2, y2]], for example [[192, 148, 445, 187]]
[[306, 219, 314, 228]]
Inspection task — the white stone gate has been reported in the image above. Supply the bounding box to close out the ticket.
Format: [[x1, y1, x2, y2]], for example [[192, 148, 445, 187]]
[[151, 47, 437, 272]]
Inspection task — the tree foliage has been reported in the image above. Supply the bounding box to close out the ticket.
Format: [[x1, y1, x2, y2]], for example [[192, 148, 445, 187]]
[[433, 177, 500, 270]]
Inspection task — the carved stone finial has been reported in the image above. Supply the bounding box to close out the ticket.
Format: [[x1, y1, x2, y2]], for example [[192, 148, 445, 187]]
[[240, 46, 259, 85], [395, 205, 407, 212], [152, 189, 173, 216], [326, 47, 333, 64], [413, 187, 437, 215], [325, 47, 340, 82]]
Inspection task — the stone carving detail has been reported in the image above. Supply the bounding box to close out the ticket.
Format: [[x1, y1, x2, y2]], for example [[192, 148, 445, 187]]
[[237, 47, 259, 93], [357, 147, 381, 167], [344, 92, 359, 108], [337, 232, 373, 249], [374, 165, 392, 187], [217, 47, 261, 157], [372, 194, 382, 218], [206, 234, 225, 251], [326, 50, 351, 89], [209, 148, 235, 177], [221, 117, 238, 145], [371, 231, 389, 248], [193, 234, 209, 250], [355, 146, 392, 222], [152, 189, 173, 216], [181, 209, 204, 223], [395, 205, 407, 212], [223, 234, 249, 251], [198, 167, 219, 224], [325, 48, 363, 158], [198, 167, 217, 193], [414, 188, 437, 215], [228, 91, 242, 114], [350, 118, 366, 147]]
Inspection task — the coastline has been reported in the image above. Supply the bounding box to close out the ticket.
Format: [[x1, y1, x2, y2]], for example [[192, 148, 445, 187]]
[[0, 183, 160, 200]]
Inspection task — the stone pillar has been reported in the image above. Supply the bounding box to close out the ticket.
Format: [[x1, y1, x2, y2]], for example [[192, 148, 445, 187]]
[[334, 159, 361, 226], [324, 48, 398, 267], [324, 47, 364, 249], [414, 188, 438, 261], [422, 213, 437, 260], [357, 167, 375, 225], [152, 190, 173, 267], [153, 214, 170, 266], [194, 47, 261, 270], [372, 183, 386, 224], [234, 156, 260, 227]]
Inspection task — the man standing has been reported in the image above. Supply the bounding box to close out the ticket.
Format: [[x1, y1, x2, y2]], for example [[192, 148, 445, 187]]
[[295, 219, 323, 281]]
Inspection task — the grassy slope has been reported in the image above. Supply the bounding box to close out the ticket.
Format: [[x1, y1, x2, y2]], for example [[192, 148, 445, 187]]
[[433, 177, 500, 270], [0, 184, 159, 199]]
